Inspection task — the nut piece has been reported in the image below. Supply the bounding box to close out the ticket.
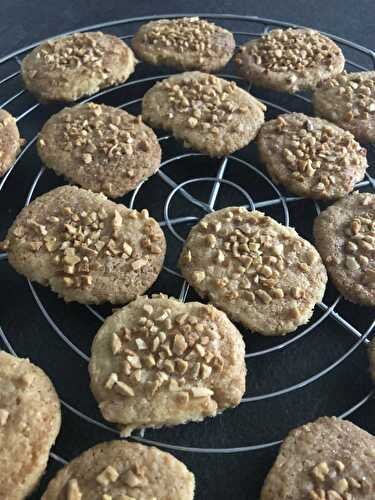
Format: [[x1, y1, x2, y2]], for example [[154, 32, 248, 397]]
[[123, 469, 141, 487], [112, 333, 122, 355], [311, 461, 329, 482], [96, 465, 119, 487], [0, 408, 9, 426], [115, 381, 135, 397], [190, 387, 214, 398]]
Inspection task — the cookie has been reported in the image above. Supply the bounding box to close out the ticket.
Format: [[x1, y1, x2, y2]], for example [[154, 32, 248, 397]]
[[313, 71, 375, 143], [37, 103, 161, 198], [235, 28, 345, 93], [261, 416, 375, 500], [132, 17, 235, 72], [179, 207, 327, 336], [21, 32, 136, 102], [2, 186, 166, 304], [314, 192, 375, 306], [0, 351, 61, 500], [42, 440, 195, 500], [142, 71, 266, 157], [0, 110, 23, 176], [368, 337, 375, 385], [257, 113, 368, 201], [89, 294, 246, 436]]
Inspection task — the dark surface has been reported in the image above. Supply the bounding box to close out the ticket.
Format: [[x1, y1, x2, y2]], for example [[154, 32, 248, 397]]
[[0, 0, 374, 59], [0, 2, 375, 500]]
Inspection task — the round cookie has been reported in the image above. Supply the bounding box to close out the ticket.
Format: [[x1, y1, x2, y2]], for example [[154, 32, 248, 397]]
[[37, 103, 161, 198], [235, 28, 345, 93], [42, 440, 195, 500], [257, 113, 368, 201], [314, 192, 375, 306], [2, 185, 166, 305], [261, 416, 375, 500], [0, 351, 61, 500], [89, 294, 246, 436], [21, 32, 136, 102], [0, 110, 23, 176], [313, 71, 375, 143], [179, 207, 327, 336], [132, 17, 235, 72], [142, 71, 266, 157]]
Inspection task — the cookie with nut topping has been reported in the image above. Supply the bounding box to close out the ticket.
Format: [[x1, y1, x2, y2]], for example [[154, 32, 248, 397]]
[[179, 207, 327, 336], [257, 113, 368, 201], [37, 103, 161, 198], [0, 109, 23, 176], [0, 351, 61, 500], [2, 185, 166, 304], [21, 32, 136, 102], [314, 192, 375, 305], [42, 440, 195, 500], [235, 28, 345, 93], [142, 71, 266, 157], [314, 71, 375, 143], [261, 416, 375, 500], [89, 295, 246, 435], [132, 17, 235, 72]]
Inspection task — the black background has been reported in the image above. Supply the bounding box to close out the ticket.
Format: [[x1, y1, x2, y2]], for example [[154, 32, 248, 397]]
[[0, 2, 375, 500], [0, 0, 374, 59]]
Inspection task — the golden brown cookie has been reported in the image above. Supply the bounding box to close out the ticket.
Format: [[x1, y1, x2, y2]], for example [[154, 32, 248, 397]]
[[37, 103, 161, 198], [132, 17, 235, 72], [313, 71, 375, 143], [0, 351, 61, 500], [261, 417, 375, 500], [179, 207, 327, 336], [0, 110, 23, 176], [2, 186, 166, 304], [142, 71, 266, 157], [42, 440, 195, 500], [21, 32, 136, 102], [89, 294, 246, 436], [257, 113, 368, 201], [314, 192, 375, 305], [235, 28, 345, 93]]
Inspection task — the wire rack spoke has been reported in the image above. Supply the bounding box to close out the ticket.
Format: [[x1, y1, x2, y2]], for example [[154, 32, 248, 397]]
[[208, 157, 228, 209]]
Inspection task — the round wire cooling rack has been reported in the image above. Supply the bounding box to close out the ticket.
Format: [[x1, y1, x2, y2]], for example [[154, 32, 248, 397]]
[[0, 13, 375, 489]]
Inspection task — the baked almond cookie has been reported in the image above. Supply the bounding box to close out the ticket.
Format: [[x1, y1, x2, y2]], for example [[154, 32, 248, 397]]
[[132, 17, 235, 72], [0, 109, 23, 176], [2, 186, 166, 304], [21, 32, 136, 102], [261, 417, 375, 500], [89, 295, 246, 436], [42, 440, 195, 500], [179, 207, 327, 336], [314, 192, 375, 306], [0, 351, 61, 500], [37, 103, 161, 198], [235, 28, 345, 93], [257, 113, 367, 201], [314, 71, 375, 143], [142, 71, 266, 157]]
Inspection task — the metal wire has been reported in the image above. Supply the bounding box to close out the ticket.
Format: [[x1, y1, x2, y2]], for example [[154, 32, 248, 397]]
[[0, 14, 374, 463]]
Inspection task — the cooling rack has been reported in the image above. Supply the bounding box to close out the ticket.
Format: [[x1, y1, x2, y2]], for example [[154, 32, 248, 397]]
[[0, 14, 375, 500]]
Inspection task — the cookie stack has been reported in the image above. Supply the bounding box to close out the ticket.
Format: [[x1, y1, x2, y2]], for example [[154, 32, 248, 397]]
[[0, 17, 374, 499]]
